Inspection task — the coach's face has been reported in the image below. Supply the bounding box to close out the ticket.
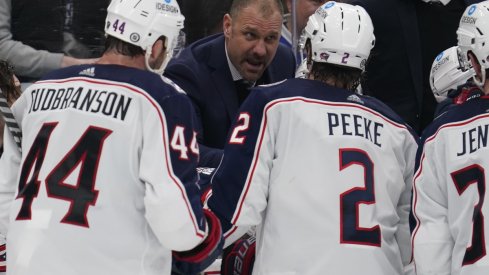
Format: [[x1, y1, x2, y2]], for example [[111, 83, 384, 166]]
[[223, 3, 282, 82]]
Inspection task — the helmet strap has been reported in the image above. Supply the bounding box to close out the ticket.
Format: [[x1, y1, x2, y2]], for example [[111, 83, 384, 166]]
[[144, 39, 173, 75], [473, 68, 486, 88]]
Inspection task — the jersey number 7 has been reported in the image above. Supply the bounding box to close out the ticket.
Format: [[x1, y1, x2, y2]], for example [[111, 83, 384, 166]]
[[451, 164, 487, 265], [15, 122, 112, 228]]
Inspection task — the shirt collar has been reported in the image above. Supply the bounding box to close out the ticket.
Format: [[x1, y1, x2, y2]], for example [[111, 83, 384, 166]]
[[225, 42, 244, 81]]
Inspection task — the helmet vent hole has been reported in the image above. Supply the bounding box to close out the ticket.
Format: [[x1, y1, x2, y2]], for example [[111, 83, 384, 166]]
[[358, 13, 361, 33]]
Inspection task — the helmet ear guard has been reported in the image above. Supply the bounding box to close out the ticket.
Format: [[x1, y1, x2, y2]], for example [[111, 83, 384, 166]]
[[457, 2, 489, 88], [105, 0, 185, 74], [302, 1, 375, 72]]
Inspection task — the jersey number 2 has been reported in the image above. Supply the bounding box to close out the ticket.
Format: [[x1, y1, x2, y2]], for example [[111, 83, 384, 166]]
[[451, 164, 487, 265], [15, 122, 112, 228], [339, 148, 381, 246]]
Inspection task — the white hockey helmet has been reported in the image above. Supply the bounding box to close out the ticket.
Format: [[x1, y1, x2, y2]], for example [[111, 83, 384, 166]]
[[105, 0, 185, 74], [430, 46, 475, 103], [457, 2, 489, 87], [303, 1, 375, 71]]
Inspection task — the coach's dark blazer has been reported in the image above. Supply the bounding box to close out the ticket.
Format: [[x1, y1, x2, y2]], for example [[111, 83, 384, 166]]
[[164, 33, 296, 167]]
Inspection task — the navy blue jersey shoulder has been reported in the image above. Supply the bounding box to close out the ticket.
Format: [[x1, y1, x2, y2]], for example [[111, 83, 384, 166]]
[[254, 78, 415, 131], [422, 97, 489, 140], [415, 97, 489, 170], [40, 64, 185, 103]]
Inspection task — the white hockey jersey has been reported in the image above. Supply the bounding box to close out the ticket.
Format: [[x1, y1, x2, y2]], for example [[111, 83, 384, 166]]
[[208, 78, 418, 275], [0, 64, 207, 275], [412, 96, 489, 275]]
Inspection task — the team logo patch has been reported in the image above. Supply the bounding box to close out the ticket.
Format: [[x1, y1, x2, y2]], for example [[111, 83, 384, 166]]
[[324, 2, 335, 9], [320, 52, 330, 61], [130, 32, 140, 43], [468, 5, 476, 15]]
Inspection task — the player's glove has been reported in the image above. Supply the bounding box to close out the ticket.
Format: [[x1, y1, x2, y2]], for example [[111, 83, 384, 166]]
[[221, 233, 256, 275], [0, 243, 5, 272], [172, 209, 224, 275]]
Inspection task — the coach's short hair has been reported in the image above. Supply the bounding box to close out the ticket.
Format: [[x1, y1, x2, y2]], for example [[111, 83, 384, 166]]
[[229, 0, 284, 19]]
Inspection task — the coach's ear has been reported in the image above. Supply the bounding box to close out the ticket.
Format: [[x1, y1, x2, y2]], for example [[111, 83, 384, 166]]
[[172, 209, 224, 274]]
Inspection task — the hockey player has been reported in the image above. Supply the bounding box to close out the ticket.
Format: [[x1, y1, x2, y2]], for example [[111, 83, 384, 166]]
[[0, 0, 222, 274], [207, 2, 418, 274], [412, 2, 489, 274], [429, 45, 481, 116]]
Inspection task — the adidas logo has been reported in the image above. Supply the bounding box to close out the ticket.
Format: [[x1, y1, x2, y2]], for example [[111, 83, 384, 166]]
[[196, 167, 215, 176], [79, 67, 95, 77], [347, 94, 364, 104]]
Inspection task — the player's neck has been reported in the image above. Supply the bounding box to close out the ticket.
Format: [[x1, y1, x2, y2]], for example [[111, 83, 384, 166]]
[[96, 52, 146, 70], [484, 80, 489, 95], [309, 74, 349, 90]]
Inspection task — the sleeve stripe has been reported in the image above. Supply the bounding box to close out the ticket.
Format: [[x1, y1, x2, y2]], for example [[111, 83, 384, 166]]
[[410, 152, 426, 263]]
